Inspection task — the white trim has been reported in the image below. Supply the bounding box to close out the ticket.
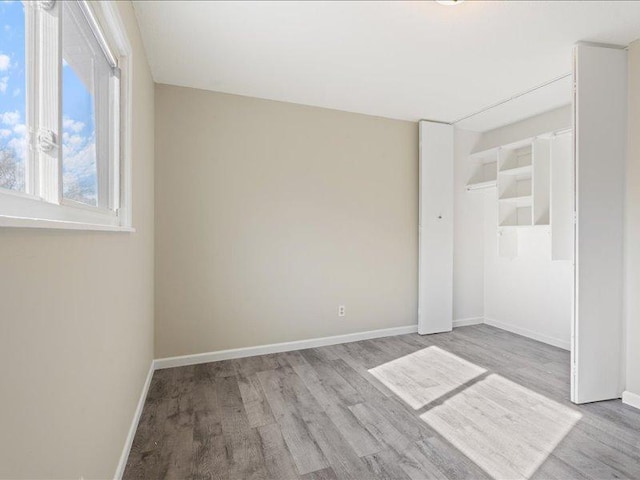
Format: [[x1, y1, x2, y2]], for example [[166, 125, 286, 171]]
[[0, 0, 134, 231], [453, 317, 484, 328], [484, 317, 570, 350], [98, 0, 133, 228], [0, 190, 122, 227], [79, 0, 118, 67], [114, 361, 155, 480], [60, 197, 117, 216], [154, 325, 418, 370], [0, 215, 134, 232], [622, 391, 640, 410]]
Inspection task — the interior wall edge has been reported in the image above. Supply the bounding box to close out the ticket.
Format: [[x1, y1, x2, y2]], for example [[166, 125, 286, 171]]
[[484, 317, 570, 351], [150, 317, 482, 371], [452, 317, 484, 328], [114, 360, 155, 480], [154, 324, 418, 370], [621, 390, 640, 410], [625, 38, 640, 404]]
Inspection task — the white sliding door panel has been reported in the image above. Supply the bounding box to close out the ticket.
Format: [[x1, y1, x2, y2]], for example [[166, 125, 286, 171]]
[[572, 45, 627, 403], [418, 121, 453, 335]]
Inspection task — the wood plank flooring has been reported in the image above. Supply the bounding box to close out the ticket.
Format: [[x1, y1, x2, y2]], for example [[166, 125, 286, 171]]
[[123, 325, 640, 479]]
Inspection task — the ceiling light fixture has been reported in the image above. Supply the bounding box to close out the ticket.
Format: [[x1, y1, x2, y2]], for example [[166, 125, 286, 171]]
[[436, 0, 465, 5]]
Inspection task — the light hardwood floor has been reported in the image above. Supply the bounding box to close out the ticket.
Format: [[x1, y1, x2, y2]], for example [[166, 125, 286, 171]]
[[123, 325, 640, 479]]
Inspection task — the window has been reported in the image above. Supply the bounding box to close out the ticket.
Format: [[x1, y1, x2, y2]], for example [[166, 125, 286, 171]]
[[0, 1, 27, 192], [0, 0, 130, 230]]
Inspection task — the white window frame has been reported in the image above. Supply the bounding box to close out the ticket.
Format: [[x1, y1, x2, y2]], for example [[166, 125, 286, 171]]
[[0, 0, 133, 232]]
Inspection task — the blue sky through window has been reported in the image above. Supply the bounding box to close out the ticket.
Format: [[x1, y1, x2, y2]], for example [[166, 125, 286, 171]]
[[62, 59, 98, 205], [0, 0, 27, 191], [61, 0, 98, 206], [0, 0, 97, 204]]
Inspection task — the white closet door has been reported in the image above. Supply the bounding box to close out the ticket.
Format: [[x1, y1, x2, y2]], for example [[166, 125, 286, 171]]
[[572, 44, 627, 403], [418, 121, 453, 335]]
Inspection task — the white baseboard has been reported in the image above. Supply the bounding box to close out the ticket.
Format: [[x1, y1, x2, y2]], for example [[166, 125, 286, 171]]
[[622, 390, 640, 410], [154, 324, 419, 370], [453, 317, 484, 328], [484, 317, 570, 350], [114, 361, 155, 480]]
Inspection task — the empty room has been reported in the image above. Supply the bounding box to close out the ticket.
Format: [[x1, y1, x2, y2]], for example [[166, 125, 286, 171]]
[[2, 0, 640, 479]]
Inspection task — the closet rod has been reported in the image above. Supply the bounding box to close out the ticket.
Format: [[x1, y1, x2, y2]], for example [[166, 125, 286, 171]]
[[452, 72, 572, 125]]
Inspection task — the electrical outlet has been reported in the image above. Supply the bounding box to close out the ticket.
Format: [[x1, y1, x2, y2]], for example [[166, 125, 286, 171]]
[[338, 305, 346, 317]]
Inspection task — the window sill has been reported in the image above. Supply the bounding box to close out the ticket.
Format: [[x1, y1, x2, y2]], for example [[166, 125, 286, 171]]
[[0, 215, 135, 232]]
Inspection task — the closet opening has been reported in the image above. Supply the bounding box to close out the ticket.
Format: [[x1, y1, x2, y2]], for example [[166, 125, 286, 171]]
[[419, 43, 627, 405]]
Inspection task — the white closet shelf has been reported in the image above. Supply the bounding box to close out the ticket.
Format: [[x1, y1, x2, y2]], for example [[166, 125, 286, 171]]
[[466, 179, 497, 191], [499, 195, 532, 207], [500, 223, 553, 230], [499, 224, 531, 229], [469, 147, 499, 163], [499, 165, 533, 176]]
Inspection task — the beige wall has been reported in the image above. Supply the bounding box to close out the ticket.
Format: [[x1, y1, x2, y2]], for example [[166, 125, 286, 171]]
[[0, 2, 155, 478], [155, 85, 417, 358], [626, 39, 640, 397]]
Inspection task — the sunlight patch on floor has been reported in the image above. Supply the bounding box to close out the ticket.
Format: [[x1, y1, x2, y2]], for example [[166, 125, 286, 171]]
[[368, 346, 487, 409], [420, 373, 582, 479]]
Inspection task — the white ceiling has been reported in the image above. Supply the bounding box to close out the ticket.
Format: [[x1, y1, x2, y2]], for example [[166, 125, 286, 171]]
[[132, 1, 640, 131]]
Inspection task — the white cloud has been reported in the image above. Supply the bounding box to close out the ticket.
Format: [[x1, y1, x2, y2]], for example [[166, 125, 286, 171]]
[[62, 131, 92, 164], [67, 134, 85, 150], [13, 123, 26, 136], [62, 130, 92, 166], [1, 110, 19, 125], [62, 133, 97, 202], [2, 121, 27, 163], [0, 54, 10, 71], [63, 117, 85, 133], [0, 76, 8, 94], [59, 116, 98, 203], [63, 141, 95, 177], [7, 135, 27, 161]]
